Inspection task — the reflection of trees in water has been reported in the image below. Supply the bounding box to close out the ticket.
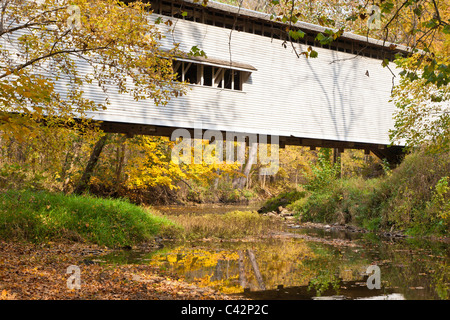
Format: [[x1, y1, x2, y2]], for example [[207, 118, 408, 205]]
[[146, 237, 449, 299], [366, 240, 450, 300], [148, 239, 352, 293]]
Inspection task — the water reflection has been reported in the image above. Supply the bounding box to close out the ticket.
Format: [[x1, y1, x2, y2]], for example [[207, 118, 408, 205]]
[[101, 227, 449, 300], [98, 202, 450, 300]]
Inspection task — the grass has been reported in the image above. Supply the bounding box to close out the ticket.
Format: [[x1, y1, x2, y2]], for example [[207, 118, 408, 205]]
[[159, 210, 283, 240], [270, 150, 450, 237], [0, 189, 176, 247]]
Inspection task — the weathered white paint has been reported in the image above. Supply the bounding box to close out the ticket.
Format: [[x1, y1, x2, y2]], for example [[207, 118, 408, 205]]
[[82, 6, 400, 146], [3, 1, 401, 147]]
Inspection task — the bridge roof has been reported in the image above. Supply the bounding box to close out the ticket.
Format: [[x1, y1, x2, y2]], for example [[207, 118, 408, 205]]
[[170, 0, 413, 56]]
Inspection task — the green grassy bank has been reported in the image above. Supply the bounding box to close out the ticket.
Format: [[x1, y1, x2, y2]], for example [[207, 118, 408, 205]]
[[262, 151, 450, 237], [0, 190, 177, 247]]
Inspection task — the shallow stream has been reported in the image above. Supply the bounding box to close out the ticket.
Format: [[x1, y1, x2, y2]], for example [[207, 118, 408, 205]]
[[100, 204, 449, 300]]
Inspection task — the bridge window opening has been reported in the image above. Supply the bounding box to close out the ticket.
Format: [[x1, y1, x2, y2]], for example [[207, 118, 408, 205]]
[[203, 10, 214, 25], [224, 69, 232, 89], [184, 63, 198, 84], [173, 10, 183, 19], [214, 13, 224, 27], [173, 60, 245, 91], [161, 1, 171, 16], [213, 67, 224, 88], [184, 9, 195, 21], [263, 23, 272, 37], [236, 18, 245, 31], [203, 65, 213, 86], [254, 22, 263, 35], [245, 20, 254, 33], [272, 28, 281, 40], [233, 70, 241, 90], [224, 16, 234, 29], [151, 1, 160, 14], [193, 8, 201, 22], [173, 61, 182, 82]]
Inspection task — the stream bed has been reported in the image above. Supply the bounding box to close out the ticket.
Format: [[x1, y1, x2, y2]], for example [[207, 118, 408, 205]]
[[100, 204, 449, 300]]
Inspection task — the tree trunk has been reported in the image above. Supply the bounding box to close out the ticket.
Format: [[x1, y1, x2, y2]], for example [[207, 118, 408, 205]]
[[232, 141, 246, 188], [61, 139, 82, 192], [333, 148, 342, 178], [247, 249, 265, 290], [237, 142, 256, 189], [115, 139, 126, 184], [73, 134, 108, 195], [238, 250, 247, 288], [235, 142, 258, 189]]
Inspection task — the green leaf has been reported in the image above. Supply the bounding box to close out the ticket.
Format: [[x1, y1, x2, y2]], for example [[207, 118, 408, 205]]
[[189, 45, 207, 58], [443, 25, 450, 35], [288, 29, 305, 40], [310, 50, 318, 58], [413, 6, 423, 17], [181, 11, 188, 17], [316, 33, 332, 45], [316, 33, 326, 41], [381, 1, 395, 13], [424, 19, 439, 29]]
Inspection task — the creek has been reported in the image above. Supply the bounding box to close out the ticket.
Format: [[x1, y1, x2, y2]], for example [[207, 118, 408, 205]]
[[100, 204, 449, 300]]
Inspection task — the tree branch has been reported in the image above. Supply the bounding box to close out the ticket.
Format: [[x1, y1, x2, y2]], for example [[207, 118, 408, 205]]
[[0, 5, 65, 37], [0, 44, 112, 79]]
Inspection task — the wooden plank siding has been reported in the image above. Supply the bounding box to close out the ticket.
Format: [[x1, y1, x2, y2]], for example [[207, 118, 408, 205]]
[[87, 0, 404, 150], [1, 0, 407, 162]]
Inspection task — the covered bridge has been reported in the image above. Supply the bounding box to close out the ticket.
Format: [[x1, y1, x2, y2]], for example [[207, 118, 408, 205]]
[[91, 0, 409, 163]]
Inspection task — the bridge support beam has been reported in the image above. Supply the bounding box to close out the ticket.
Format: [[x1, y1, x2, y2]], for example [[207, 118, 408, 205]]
[[98, 121, 406, 166]]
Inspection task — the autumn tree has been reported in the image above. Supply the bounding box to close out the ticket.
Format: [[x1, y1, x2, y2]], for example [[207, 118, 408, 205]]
[[223, 0, 449, 152], [268, 0, 450, 152], [0, 0, 184, 137], [0, 0, 190, 194]]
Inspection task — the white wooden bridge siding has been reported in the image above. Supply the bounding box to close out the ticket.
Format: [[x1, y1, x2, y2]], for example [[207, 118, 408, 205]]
[[86, 13, 398, 146]]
